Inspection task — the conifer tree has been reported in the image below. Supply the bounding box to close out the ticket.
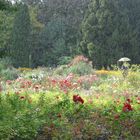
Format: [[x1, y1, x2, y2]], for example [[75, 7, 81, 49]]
[[10, 4, 31, 67]]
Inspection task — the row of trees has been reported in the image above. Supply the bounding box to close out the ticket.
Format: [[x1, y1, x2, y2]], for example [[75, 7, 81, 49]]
[[81, 0, 140, 68], [0, 0, 140, 68], [6, 0, 90, 67]]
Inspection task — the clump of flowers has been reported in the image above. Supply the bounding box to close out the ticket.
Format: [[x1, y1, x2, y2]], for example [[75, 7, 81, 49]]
[[59, 79, 72, 93], [122, 98, 133, 112], [69, 55, 90, 66], [77, 74, 98, 89], [18, 67, 32, 72], [73, 95, 84, 104], [6, 80, 13, 85]]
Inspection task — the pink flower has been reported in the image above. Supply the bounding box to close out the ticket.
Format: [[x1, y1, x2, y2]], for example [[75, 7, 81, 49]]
[[88, 99, 93, 104], [6, 80, 12, 85], [15, 91, 20, 95]]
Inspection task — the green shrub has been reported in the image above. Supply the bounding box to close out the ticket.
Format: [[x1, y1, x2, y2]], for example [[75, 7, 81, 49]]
[[127, 73, 140, 89], [0, 58, 12, 71], [0, 67, 19, 80], [66, 61, 94, 76], [54, 55, 94, 76], [0, 58, 19, 80], [130, 64, 140, 72], [53, 65, 68, 76], [20, 67, 52, 81]]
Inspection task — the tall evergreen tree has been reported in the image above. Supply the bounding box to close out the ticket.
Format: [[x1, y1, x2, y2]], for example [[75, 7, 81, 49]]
[[0, 0, 17, 58], [28, 6, 44, 67], [38, 0, 91, 58], [10, 4, 31, 67], [39, 17, 67, 66]]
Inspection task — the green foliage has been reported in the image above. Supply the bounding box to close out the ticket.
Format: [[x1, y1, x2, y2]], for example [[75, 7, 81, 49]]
[[0, 10, 15, 58], [39, 17, 69, 66], [0, 93, 45, 139], [0, 88, 139, 139], [0, 58, 18, 80], [130, 64, 140, 72], [28, 6, 44, 68], [1, 0, 140, 68], [127, 73, 140, 89], [54, 56, 94, 76], [10, 4, 31, 67], [0, 67, 18, 80], [81, 0, 140, 68], [0, 0, 10, 10], [28, 0, 91, 67], [0, 58, 11, 70], [53, 65, 68, 76], [0, 64, 140, 139], [58, 56, 72, 65], [66, 62, 94, 76], [20, 67, 53, 81]]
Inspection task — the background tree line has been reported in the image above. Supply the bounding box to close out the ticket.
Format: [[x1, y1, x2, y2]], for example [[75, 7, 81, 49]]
[[0, 0, 140, 68]]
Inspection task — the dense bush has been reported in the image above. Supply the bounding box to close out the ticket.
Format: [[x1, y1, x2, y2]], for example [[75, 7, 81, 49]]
[[54, 55, 94, 76], [0, 58, 19, 80], [66, 61, 94, 76]]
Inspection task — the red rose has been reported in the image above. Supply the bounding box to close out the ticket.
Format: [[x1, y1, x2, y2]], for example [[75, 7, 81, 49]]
[[127, 98, 132, 103], [123, 103, 133, 112], [73, 95, 84, 104]]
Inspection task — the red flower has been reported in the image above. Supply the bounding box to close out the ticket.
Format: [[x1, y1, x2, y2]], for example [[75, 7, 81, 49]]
[[20, 96, 25, 100], [63, 89, 68, 94], [114, 114, 120, 120], [123, 103, 133, 112], [51, 79, 57, 85], [127, 98, 132, 103], [57, 113, 61, 118], [15, 91, 20, 95], [73, 95, 84, 104], [20, 85, 25, 88], [0, 85, 2, 92]]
